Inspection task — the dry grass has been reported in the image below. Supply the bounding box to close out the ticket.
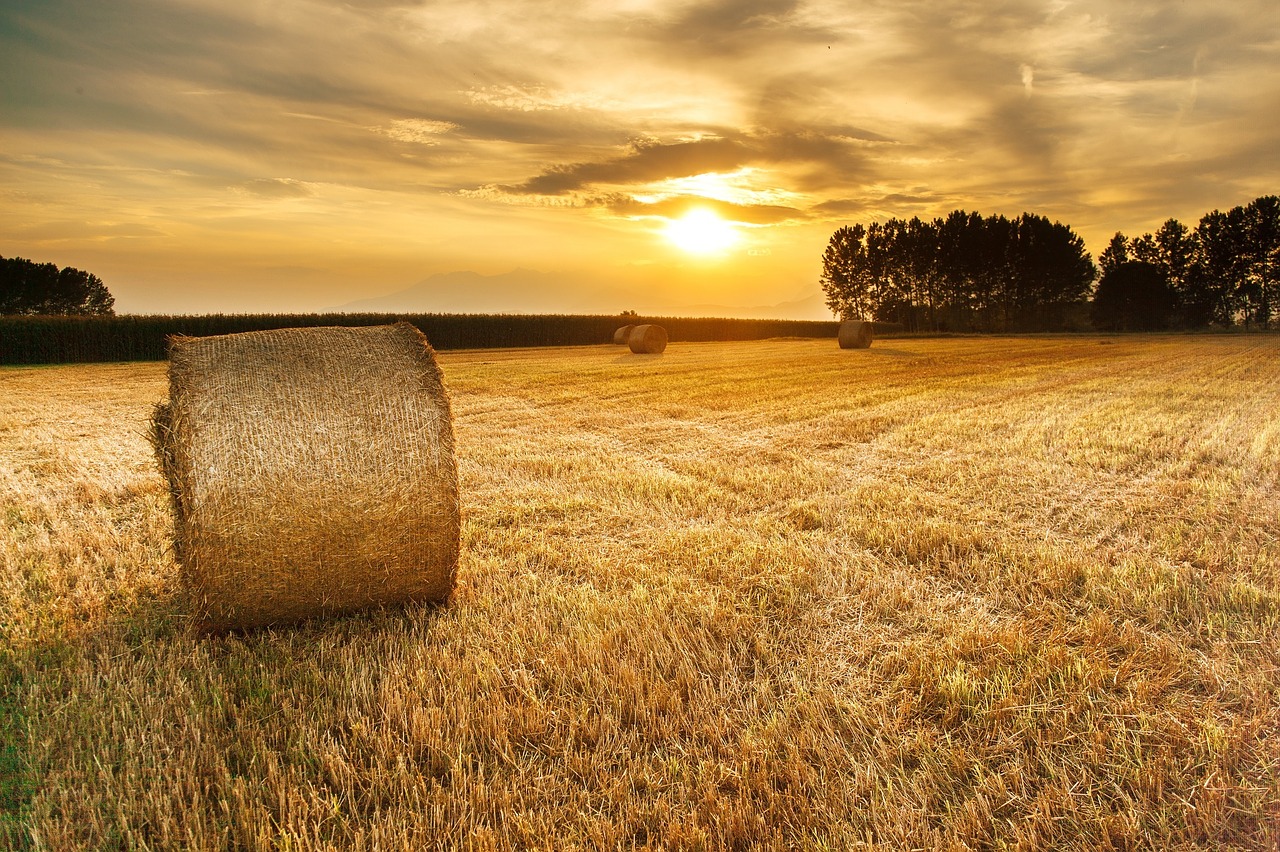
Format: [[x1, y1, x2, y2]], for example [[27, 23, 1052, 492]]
[[1, 335, 1278, 851]]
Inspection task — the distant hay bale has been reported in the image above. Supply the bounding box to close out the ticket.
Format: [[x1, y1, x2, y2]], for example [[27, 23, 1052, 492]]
[[628, 324, 668, 354], [838, 320, 874, 349], [613, 325, 635, 345], [150, 322, 460, 633]]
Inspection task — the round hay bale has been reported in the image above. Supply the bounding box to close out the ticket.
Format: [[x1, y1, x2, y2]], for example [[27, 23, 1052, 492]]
[[613, 324, 635, 345], [150, 322, 459, 633], [837, 319, 874, 349], [628, 324, 668, 354]]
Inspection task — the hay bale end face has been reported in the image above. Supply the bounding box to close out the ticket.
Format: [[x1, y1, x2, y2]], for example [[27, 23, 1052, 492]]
[[613, 324, 635, 345], [151, 322, 460, 633], [628, 324, 668, 354], [838, 319, 874, 349]]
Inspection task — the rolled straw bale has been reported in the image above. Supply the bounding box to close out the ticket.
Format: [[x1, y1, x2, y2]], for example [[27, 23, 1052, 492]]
[[628, 324, 668, 354], [837, 319, 873, 349], [151, 322, 459, 633], [613, 324, 635, 345]]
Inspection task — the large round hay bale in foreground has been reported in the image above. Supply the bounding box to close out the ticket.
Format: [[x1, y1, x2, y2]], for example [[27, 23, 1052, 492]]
[[612, 324, 635, 344], [628, 324, 668, 354], [151, 322, 459, 633], [838, 319, 874, 349]]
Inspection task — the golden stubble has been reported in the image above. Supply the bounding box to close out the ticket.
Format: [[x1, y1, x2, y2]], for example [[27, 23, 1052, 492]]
[[1, 336, 1277, 850]]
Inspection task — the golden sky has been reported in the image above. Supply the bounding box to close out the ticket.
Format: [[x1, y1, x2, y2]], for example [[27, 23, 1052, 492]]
[[2, 0, 1278, 317]]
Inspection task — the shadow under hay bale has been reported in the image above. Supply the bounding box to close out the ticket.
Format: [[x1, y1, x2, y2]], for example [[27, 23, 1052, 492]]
[[838, 319, 874, 349], [150, 322, 460, 634], [628, 324, 668, 354], [612, 325, 635, 345]]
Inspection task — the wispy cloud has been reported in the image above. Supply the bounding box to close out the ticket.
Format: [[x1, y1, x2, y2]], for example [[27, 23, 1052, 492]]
[[237, 178, 315, 198], [497, 137, 752, 195], [608, 193, 807, 225]]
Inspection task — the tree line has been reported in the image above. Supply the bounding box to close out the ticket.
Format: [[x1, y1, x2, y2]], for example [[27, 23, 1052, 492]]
[[1093, 195, 1279, 330], [821, 196, 1279, 333], [821, 212, 1095, 333], [1, 255, 115, 315], [0, 313, 857, 365]]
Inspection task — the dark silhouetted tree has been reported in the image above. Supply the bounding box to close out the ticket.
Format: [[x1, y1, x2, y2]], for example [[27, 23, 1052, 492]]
[[1091, 261, 1175, 331], [1124, 219, 1202, 327], [820, 210, 1093, 332], [1106, 196, 1280, 329], [1007, 213, 1096, 331], [820, 224, 872, 320], [883, 217, 938, 331], [1098, 233, 1129, 277], [1152, 219, 1199, 325], [1129, 233, 1158, 266], [1240, 195, 1280, 329], [936, 210, 1013, 331], [0, 256, 115, 315]]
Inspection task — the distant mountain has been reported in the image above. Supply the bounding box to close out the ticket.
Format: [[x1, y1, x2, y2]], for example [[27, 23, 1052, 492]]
[[328, 269, 833, 321], [327, 269, 623, 316], [661, 290, 831, 321]]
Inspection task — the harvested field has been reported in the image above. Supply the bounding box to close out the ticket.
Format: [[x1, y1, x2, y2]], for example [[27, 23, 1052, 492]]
[[1, 335, 1278, 850]]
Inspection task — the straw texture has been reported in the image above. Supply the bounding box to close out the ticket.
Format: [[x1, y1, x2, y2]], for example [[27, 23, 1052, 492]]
[[152, 322, 459, 633], [838, 320, 874, 349], [628, 324, 668, 354], [613, 325, 635, 344]]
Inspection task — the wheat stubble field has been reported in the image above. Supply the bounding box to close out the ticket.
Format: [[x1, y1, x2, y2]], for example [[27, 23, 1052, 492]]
[[1, 335, 1278, 850]]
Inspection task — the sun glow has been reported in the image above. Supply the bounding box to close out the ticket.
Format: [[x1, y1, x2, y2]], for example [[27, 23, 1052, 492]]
[[664, 208, 739, 254]]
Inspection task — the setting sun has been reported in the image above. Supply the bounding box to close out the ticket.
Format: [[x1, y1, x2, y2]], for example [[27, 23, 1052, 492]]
[[664, 208, 740, 254]]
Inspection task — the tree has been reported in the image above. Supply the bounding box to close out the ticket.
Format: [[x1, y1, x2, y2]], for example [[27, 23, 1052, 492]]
[[1007, 213, 1096, 331], [861, 222, 896, 323], [930, 210, 1011, 330], [881, 217, 938, 331], [820, 224, 872, 321], [1150, 219, 1200, 327], [1129, 233, 1159, 266], [1090, 261, 1175, 331], [820, 210, 1095, 332], [1098, 233, 1129, 277], [1191, 209, 1246, 327], [1240, 195, 1280, 329], [0, 256, 115, 315]]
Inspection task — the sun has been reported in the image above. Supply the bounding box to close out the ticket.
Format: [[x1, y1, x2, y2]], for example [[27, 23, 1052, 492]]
[[664, 208, 740, 254]]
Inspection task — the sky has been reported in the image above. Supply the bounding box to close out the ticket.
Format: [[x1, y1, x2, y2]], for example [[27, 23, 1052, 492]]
[[2, 0, 1278, 318]]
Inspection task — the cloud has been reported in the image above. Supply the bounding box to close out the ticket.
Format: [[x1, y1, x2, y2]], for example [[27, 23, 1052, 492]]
[[465, 84, 625, 114], [380, 119, 459, 145], [812, 190, 949, 220], [10, 219, 168, 242], [606, 193, 806, 225], [237, 178, 314, 198], [488, 123, 893, 200], [498, 136, 751, 195], [1065, 1, 1273, 81], [2, 0, 1278, 312], [652, 0, 834, 56]]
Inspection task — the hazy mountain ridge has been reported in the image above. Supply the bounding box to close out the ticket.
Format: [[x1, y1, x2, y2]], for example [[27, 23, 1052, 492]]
[[328, 269, 832, 321]]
